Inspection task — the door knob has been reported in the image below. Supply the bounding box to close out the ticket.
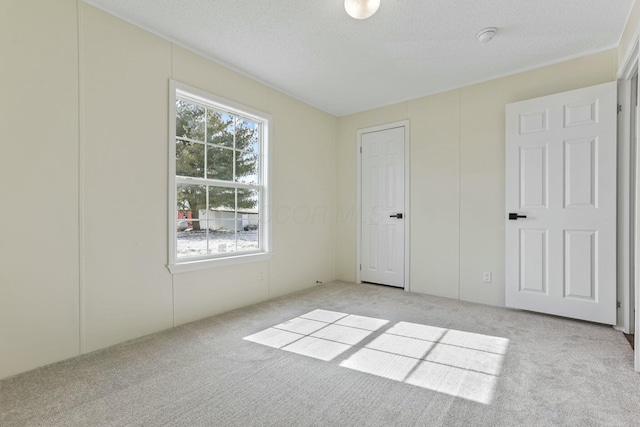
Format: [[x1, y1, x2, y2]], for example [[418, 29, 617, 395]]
[[390, 213, 403, 219], [508, 213, 527, 220]]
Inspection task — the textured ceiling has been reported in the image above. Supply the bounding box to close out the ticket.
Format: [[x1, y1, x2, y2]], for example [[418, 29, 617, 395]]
[[83, 0, 635, 116]]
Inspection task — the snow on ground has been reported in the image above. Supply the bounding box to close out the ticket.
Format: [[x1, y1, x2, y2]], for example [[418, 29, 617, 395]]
[[177, 229, 258, 258]]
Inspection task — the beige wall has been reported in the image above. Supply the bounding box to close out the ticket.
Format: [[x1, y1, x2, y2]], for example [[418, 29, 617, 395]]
[[0, 0, 80, 379], [619, 0, 640, 71], [336, 50, 618, 307], [0, 1, 336, 379], [170, 46, 337, 324], [80, 3, 174, 354]]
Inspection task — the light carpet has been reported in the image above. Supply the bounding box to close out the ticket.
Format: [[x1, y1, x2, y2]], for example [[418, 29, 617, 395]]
[[1, 281, 638, 426]]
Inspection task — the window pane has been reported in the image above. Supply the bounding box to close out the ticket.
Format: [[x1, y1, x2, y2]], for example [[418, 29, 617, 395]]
[[177, 184, 207, 225], [176, 100, 205, 141], [207, 110, 234, 147], [236, 117, 260, 154], [176, 140, 205, 178], [238, 222, 259, 252], [208, 220, 237, 254], [206, 146, 234, 181], [235, 151, 259, 184], [172, 86, 268, 265], [238, 188, 259, 252], [177, 220, 208, 258], [237, 188, 259, 213], [208, 186, 235, 212]]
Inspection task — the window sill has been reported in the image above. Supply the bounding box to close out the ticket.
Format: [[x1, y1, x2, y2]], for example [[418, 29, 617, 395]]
[[167, 252, 272, 274]]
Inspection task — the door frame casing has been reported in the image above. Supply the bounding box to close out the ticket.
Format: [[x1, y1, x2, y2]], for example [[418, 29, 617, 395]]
[[356, 120, 411, 291], [617, 35, 639, 371], [617, 39, 638, 336]]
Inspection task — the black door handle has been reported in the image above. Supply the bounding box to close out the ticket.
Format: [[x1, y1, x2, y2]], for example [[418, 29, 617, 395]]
[[508, 213, 527, 220], [390, 213, 403, 219]]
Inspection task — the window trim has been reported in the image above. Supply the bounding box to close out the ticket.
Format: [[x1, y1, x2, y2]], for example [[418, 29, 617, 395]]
[[167, 80, 272, 273]]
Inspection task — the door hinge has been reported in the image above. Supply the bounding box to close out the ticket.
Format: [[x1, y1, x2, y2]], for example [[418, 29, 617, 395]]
[[617, 301, 621, 309], [360, 146, 362, 154], [618, 104, 622, 114], [359, 264, 362, 271]]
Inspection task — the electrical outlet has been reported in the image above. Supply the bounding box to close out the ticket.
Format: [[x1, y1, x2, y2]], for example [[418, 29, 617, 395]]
[[259, 271, 264, 281], [483, 272, 492, 283]]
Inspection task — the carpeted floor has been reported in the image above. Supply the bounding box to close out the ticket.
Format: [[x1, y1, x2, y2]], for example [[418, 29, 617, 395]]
[[1, 281, 639, 426]]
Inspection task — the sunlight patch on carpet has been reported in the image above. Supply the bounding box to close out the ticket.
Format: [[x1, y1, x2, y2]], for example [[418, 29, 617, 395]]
[[244, 310, 509, 404], [243, 310, 385, 361]]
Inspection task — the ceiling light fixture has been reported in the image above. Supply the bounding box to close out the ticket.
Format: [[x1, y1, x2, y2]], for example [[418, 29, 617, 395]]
[[476, 27, 498, 43], [344, 0, 380, 20]]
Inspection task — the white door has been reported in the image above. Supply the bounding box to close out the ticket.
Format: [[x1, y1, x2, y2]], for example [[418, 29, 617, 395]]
[[505, 81, 617, 324], [361, 126, 405, 288]]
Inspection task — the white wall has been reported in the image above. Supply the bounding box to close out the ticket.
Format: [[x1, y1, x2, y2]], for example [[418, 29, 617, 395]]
[[336, 50, 618, 307], [0, 1, 336, 379]]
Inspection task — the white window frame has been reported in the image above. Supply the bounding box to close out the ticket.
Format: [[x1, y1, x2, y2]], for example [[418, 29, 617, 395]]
[[167, 80, 272, 274]]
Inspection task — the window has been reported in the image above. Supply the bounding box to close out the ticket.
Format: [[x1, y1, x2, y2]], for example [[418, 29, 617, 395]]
[[168, 81, 271, 273]]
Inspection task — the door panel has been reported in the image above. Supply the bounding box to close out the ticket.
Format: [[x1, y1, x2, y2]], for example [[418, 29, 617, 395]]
[[520, 229, 547, 294], [564, 230, 596, 300], [520, 144, 548, 208], [506, 81, 617, 324], [361, 126, 405, 288], [564, 138, 597, 207]]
